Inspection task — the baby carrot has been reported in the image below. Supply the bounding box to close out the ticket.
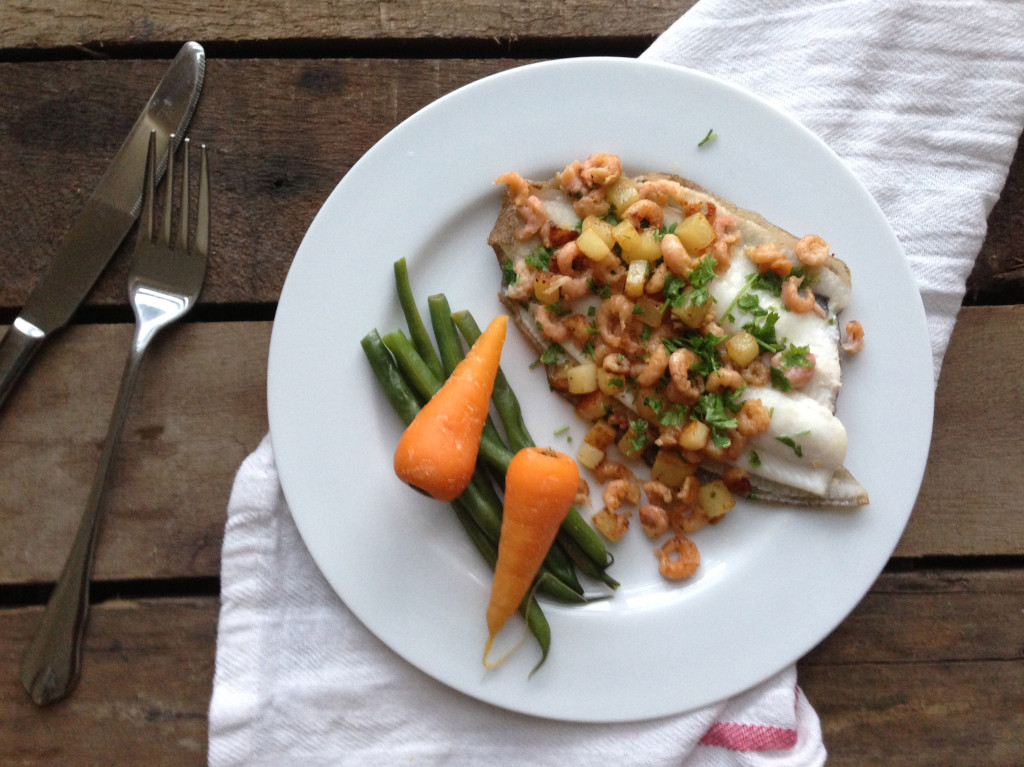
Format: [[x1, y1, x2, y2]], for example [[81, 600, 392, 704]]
[[393, 314, 508, 501], [485, 446, 580, 663]]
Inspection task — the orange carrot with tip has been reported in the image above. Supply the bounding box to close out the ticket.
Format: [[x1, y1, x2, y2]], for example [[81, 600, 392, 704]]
[[485, 446, 580, 666], [393, 314, 508, 501]]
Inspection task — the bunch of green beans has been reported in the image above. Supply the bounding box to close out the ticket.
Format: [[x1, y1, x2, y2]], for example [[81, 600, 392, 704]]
[[360, 258, 619, 668]]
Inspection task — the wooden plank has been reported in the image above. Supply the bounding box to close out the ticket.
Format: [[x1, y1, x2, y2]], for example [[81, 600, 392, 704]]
[[0, 305, 1022, 584], [1, 599, 215, 767], [0, 1, 694, 51], [898, 305, 1024, 557], [2, 570, 1020, 765], [0, 57, 1020, 310], [800, 661, 1024, 767], [0, 322, 270, 584]]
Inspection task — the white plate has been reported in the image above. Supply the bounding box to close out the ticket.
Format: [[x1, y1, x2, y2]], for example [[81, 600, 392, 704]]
[[268, 58, 933, 723]]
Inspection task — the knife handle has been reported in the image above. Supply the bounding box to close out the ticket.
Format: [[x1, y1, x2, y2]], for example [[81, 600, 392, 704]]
[[0, 319, 46, 410]]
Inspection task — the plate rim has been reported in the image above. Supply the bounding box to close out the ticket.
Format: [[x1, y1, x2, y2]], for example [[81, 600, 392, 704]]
[[267, 56, 934, 722]]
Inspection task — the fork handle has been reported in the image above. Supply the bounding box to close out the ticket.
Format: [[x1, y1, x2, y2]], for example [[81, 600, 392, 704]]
[[0, 318, 46, 412], [20, 340, 146, 705]]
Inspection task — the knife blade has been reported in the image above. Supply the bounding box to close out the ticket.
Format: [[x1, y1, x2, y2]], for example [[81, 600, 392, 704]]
[[0, 41, 205, 410]]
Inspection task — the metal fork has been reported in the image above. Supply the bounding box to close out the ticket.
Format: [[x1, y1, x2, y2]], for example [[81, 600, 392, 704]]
[[20, 130, 209, 706]]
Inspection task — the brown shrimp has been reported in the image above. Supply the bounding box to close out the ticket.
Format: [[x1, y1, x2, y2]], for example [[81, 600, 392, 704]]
[[712, 214, 738, 273], [596, 294, 642, 353], [533, 304, 571, 343], [842, 320, 865, 354], [573, 188, 611, 218], [580, 153, 622, 188], [736, 398, 771, 436], [771, 351, 817, 389], [638, 505, 669, 538], [655, 535, 700, 580], [623, 199, 664, 230], [781, 276, 819, 314], [746, 243, 793, 276], [794, 234, 830, 267], [660, 233, 695, 277], [515, 195, 549, 241], [630, 331, 670, 388], [593, 460, 638, 484], [636, 178, 689, 207], [554, 240, 584, 276], [602, 479, 642, 512], [705, 366, 744, 394], [495, 171, 531, 206]]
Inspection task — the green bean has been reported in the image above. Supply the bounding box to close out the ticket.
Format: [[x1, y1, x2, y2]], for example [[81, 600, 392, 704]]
[[451, 308, 614, 572], [360, 330, 422, 425], [450, 309, 533, 452], [427, 293, 465, 377], [557, 530, 619, 590], [393, 257, 444, 382]]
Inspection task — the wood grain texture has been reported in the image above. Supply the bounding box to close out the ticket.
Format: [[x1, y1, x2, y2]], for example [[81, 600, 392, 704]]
[[1, 570, 1020, 765], [0, 322, 270, 584], [1, 599, 215, 767], [0, 1, 695, 51], [0, 57, 1020, 313]]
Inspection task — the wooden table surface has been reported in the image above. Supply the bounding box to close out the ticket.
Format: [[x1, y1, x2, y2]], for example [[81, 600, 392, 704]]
[[1, 4, 1022, 765]]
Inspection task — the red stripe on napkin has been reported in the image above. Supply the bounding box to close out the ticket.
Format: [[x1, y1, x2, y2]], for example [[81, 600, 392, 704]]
[[699, 722, 799, 752]]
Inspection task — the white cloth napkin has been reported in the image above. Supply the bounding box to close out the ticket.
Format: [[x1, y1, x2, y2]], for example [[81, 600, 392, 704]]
[[209, 2, 1024, 764]]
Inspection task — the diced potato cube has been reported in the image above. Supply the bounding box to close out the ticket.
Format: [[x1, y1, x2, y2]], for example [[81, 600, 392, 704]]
[[576, 441, 606, 470], [624, 260, 649, 298], [566, 361, 598, 394], [676, 212, 716, 253], [533, 272, 560, 305], [617, 426, 647, 460], [581, 216, 616, 249], [634, 391, 662, 422], [607, 177, 640, 215], [650, 449, 699, 487], [576, 228, 612, 261], [671, 292, 712, 328], [698, 479, 736, 519], [726, 331, 760, 367], [596, 368, 626, 396], [612, 220, 641, 257], [592, 508, 630, 542], [583, 419, 618, 449], [574, 391, 610, 422], [677, 420, 710, 451], [633, 230, 662, 262], [635, 296, 665, 327]]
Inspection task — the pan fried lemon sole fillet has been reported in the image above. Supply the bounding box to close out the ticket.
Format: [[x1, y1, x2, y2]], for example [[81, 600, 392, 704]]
[[490, 155, 868, 513]]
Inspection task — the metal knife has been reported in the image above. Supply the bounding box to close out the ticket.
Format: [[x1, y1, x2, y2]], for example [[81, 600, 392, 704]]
[[0, 41, 205, 411]]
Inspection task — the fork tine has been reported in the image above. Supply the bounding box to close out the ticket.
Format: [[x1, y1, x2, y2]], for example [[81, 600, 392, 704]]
[[161, 134, 176, 246], [176, 139, 191, 252], [136, 130, 157, 248], [194, 144, 209, 257]]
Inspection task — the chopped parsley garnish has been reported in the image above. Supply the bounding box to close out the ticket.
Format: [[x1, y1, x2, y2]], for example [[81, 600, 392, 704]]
[[608, 376, 624, 388], [775, 431, 810, 458], [658, 403, 690, 426], [644, 395, 664, 414], [743, 309, 785, 353], [693, 392, 738, 448], [525, 245, 554, 270], [780, 344, 813, 368], [664, 330, 726, 377], [687, 255, 718, 307], [626, 419, 650, 454], [749, 451, 762, 468], [769, 365, 793, 391], [501, 259, 518, 285], [581, 339, 596, 358], [663, 273, 688, 308], [536, 343, 566, 366], [698, 128, 718, 147], [655, 222, 678, 240], [588, 279, 611, 299]]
